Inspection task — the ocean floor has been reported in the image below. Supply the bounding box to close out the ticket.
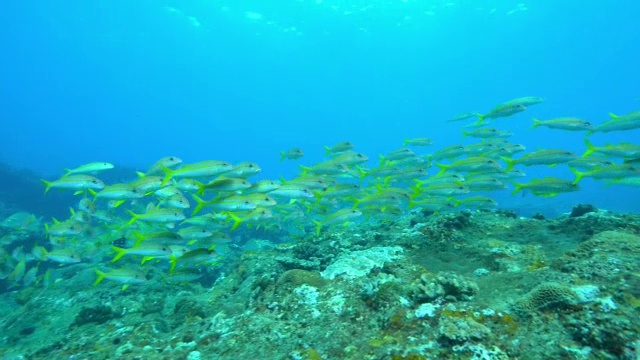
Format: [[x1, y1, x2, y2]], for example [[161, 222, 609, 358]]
[[1, 206, 640, 360]]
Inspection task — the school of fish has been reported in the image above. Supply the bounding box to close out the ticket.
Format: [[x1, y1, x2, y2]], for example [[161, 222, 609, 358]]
[[1, 96, 639, 290]]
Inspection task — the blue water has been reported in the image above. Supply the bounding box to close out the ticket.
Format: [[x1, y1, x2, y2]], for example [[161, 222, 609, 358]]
[[1, 0, 639, 215]]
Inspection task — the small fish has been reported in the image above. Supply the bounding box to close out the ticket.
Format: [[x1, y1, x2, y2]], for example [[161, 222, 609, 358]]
[[45, 248, 82, 264], [589, 111, 640, 134], [191, 194, 258, 215], [280, 148, 305, 161], [324, 142, 355, 157], [244, 180, 281, 194], [162, 160, 233, 182], [89, 184, 143, 200], [453, 196, 498, 209], [170, 248, 219, 272], [462, 127, 503, 139], [126, 206, 186, 225], [111, 243, 173, 262], [532, 117, 593, 131], [268, 184, 314, 199], [571, 164, 640, 184], [131, 176, 165, 193], [447, 112, 479, 122], [41, 175, 105, 194], [64, 162, 114, 176], [502, 96, 544, 108], [512, 177, 579, 197], [312, 208, 362, 235], [225, 162, 262, 178], [476, 103, 526, 124], [404, 138, 434, 147], [93, 268, 147, 290], [435, 157, 502, 175], [198, 178, 252, 195], [331, 151, 369, 166], [144, 156, 183, 176], [583, 139, 640, 158], [502, 149, 577, 171]]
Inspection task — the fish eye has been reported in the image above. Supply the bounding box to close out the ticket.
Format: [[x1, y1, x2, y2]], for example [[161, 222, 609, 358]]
[[458, 186, 464, 189], [174, 212, 178, 216], [162, 247, 167, 251], [244, 201, 250, 205], [585, 122, 591, 126], [486, 160, 493, 163], [169, 157, 174, 160], [264, 197, 269, 201], [202, 229, 207, 232]]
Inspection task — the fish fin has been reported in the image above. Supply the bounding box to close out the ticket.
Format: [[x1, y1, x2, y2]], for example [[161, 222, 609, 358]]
[[191, 194, 207, 216], [378, 155, 387, 167], [228, 213, 243, 231], [141, 256, 154, 265], [403, 139, 410, 147], [40, 180, 52, 194], [280, 151, 286, 161], [531, 118, 542, 128], [474, 114, 485, 126], [125, 210, 139, 226], [110, 246, 128, 262], [88, 189, 98, 197], [299, 165, 310, 177], [435, 163, 449, 176], [570, 168, 584, 184], [511, 182, 524, 196], [582, 138, 596, 157], [312, 220, 322, 236], [135, 171, 146, 178], [324, 146, 331, 157], [169, 256, 178, 273], [121, 284, 129, 291], [93, 269, 106, 286], [500, 157, 515, 171], [160, 166, 174, 186], [609, 112, 618, 119]]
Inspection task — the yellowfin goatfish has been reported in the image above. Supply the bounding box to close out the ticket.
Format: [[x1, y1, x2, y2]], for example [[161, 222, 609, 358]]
[[476, 103, 526, 124], [501, 149, 577, 171], [144, 156, 182, 176], [126, 205, 186, 225], [93, 268, 147, 290], [532, 117, 594, 131], [162, 160, 233, 182], [89, 184, 143, 200], [404, 138, 434, 147], [225, 162, 261, 178], [512, 177, 579, 197], [312, 208, 362, 235], [589, 111, 640, 134], [324, 141, 355, 157], [281, 148, 304, 161], [63, 162, 114, 176], [41, 175, 105, 194], [582, 139, 640, 158]]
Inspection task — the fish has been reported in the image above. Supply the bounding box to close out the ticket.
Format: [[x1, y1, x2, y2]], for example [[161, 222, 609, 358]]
[[41, 175, 105, 194], [448, 112, 479, 122], [93, 268, 147, 290], [89, 184, 143, 200], [512, 177, 579, 197], [501, 149, 578, 171], [197, 178, 252, 195], [502, 96, 544, 108], [225, 162, 262, 178], [191, 194, 259, 215], [476, 103, 526, 124], [64, 162, 114, 176], [126, 205, 186, 225], [462, 127, 504, 139], [144, 156, 183, 176], [452, 196, 497, 209], [324, 142, 355, 157], [532, 117, 594, 131], [312, 208, 362, 235], [280, 148, 305, 161], [571, 164, 640, 184], [583, 139, 640, 158], [403, 138, 434, 147], [589, 111, 640, 134], [170, 248, 219, 272], [111, 243, 173, 262], [435, 157, 502, 175], [45, 248, 82, 264], [162, 160, 233, 183]]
